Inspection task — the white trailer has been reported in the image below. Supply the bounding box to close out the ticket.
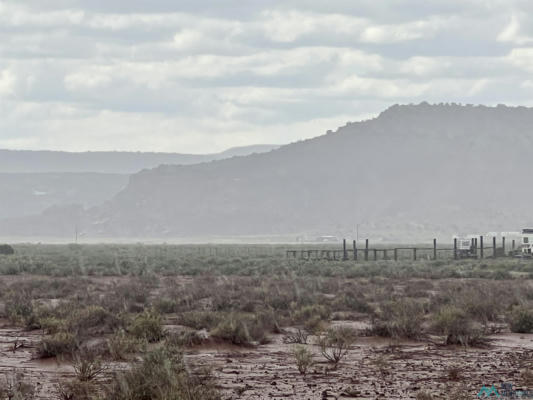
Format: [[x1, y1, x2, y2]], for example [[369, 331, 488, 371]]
[[456, 237, 475, 258], [522, 229, 533, 256]]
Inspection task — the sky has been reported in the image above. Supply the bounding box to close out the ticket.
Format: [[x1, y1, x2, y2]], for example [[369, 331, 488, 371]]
[[1, 0, 533, 153]]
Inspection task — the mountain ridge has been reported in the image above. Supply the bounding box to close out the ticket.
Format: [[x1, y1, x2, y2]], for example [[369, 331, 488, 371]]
[[3, 103, 532, 241], [0, 144, 280, 174]]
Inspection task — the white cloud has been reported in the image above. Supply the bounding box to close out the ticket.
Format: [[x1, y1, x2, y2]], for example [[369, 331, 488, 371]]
[[498, 14, 533, 45], [0, 1, 532, 152], [0, 69, 16, 96]]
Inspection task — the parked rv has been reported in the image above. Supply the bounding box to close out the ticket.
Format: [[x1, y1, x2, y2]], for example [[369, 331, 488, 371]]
[[522, 229, 533, 256], [456, 237, 475, 258]]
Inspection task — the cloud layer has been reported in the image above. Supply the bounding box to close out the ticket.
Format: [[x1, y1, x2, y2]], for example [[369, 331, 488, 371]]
[[1, 0, 533, 152]]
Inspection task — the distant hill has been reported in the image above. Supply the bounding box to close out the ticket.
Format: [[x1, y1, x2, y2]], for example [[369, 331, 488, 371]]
[[0, 145, 280, 174], [0, 145, 279, 221], [3, 103, 533, 241], [0, 173, 129, 220]]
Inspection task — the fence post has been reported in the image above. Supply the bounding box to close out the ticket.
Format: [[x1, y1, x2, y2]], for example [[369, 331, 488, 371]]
[[433, 239, 437, 260], [365, 239, 369, 261], [502, 237, 506, 256], [512, 239, 516, 251], [374, 249, 378, 261], [480, 236, 484, 259], [384, 249, 388, 260], [413, 248, 417, 261], [343, 239, 347, 261], [394, 248, 398, 261], [353, 240, 357, 261], [493, 237, 497, 258], [454, 238, 457, 260]]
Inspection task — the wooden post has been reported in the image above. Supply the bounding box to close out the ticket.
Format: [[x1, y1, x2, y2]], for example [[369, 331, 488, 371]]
[[353, 240, 357, 261], [413, 248, 417, 261], [343, 239, 347, 261], [474, 238, 478, 256], [394, 248, 398, 261], [512, 239, 516, 251], [480, 236, 484, 259], [492, 237, 497, 258], [365, 239, 369, 261], [502, 237, 506, 256], [373, 249, 377, 261], [454, 238, 457, 260], [433, 239, 437, 260]]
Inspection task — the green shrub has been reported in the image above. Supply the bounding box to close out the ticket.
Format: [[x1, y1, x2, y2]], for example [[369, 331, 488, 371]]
[[211, 316, 253, 346], [0, 244, 15, 255], [433, 306, 485, 346], [372, 299, 424, 339], [107, 329, 145, 361], [291, 345, 314, 375], [509, 306, 533, 333], [102, 346, 218, 400], [37, 332, 78, 358], [129, 310, 165, 343], [177, 311, 222, 330]]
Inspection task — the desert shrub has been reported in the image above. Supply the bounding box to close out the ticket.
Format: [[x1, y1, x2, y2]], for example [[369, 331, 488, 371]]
[[167, 330, 208, 347], [331, 292, 373, 314], [293, 304, 330, 322], [129, 310, 165, 343], [0, 244, 15, 255], [73, 352, 107, 382], [107, 329, 145, 361], [283, 328, 309, 344], [67, 305, 121, 336], [415, 392, 434, 400], [521, 368, 533, 387], [291, 345, 314, 375], [432, 306, 485, 346], [509, 306, 533, 333], [177, 311, 222, 330], [4, 291, 39, 329], [37, 332, 78, 358], [154, 298, 179, 314], [211, 316, 253, 346], [0, 370, 35, 400], [372, 299, 424, 339], [102, 346, 219, 400], [56, 380, 97, 400], [317, 326, 355, 367]]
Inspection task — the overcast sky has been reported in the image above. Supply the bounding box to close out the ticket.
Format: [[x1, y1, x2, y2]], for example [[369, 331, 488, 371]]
[[1, 0, 533, 153]]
